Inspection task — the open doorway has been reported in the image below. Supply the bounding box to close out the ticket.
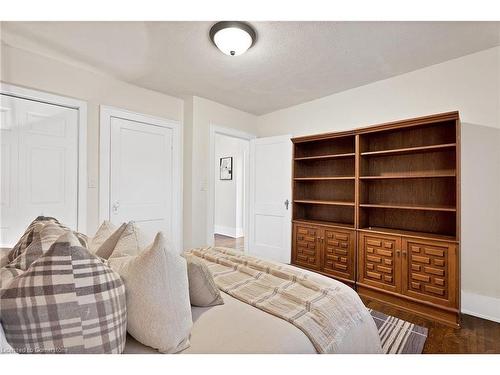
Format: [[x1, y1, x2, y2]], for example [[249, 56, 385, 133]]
[[213, 133, 249, 250], [207, 125, 254, 252]]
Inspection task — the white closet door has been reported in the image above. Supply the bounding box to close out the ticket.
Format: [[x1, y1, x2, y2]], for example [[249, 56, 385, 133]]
[[0, 94, 79, 246], [109, 117, 173, 243]]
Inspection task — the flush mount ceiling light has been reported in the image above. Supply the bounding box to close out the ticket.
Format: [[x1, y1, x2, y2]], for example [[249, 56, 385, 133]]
[[209, 21, 256, 56]]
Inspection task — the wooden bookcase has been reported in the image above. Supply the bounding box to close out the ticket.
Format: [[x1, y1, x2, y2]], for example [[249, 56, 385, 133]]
[[291, 111, 460, 326]]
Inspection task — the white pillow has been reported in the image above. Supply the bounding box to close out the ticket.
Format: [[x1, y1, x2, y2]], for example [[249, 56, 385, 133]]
[[108, 232, 192, 353], [110, 221, 148, 257]]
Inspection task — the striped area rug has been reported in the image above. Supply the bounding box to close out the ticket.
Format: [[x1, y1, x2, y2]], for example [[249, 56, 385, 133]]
[[369, 309, 428, 354]]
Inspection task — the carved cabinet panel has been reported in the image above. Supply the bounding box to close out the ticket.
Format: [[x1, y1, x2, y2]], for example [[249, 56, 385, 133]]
[[292, 223, 321, 270], [358, 232, 402, 292], [322, 229, 355, 281], [402, 238, 457, 307], [292, 223, 356, 282]]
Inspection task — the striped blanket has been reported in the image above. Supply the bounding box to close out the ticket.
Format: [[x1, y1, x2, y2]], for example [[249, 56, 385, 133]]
[[185, 246, 366, 354]]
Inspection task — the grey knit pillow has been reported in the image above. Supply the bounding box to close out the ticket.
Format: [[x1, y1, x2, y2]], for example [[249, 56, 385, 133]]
[[0, 232, 127, 354], [185, 254, 224, 307], [92, 221, 127, 259]]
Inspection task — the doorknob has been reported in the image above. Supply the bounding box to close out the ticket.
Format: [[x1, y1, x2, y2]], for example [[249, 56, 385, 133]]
[[284, 199, 290, 210], [112, 201, 120, 214]]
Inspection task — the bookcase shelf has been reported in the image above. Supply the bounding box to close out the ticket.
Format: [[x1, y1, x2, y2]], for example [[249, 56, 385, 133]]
[[294, 159, 355, 178], [293, 218, 354, 229], [294, 176, 355, 181], [294, 152, 355, 161], [359, 203, 456, 212], [294, 136, 355, 158], [360, 143, 456, 157], [295, 200, 355, 206], [358, 120, 456, 153], [359, 172, 456, 179]]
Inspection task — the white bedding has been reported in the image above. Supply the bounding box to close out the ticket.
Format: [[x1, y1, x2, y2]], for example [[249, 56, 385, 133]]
[[124, 268, 382, 354]]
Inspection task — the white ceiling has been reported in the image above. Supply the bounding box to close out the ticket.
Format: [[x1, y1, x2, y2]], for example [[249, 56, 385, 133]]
[[1, 21, 499, 115]]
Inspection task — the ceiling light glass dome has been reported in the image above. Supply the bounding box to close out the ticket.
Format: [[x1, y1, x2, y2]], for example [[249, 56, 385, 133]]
[[210, 22, 256, 56]]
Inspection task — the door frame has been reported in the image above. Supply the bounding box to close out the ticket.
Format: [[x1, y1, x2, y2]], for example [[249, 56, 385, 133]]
[[99, 105, 183, 251], [207, 124, 256, 251], [0, 82, 88, 234]]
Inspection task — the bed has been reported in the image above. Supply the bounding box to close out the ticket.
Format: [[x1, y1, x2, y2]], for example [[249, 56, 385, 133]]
[[124, 259, 382, 354], [1, 246, 382, 354]]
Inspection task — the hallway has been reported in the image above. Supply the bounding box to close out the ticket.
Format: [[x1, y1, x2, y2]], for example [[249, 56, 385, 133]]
[[214, 234, 244, 251]]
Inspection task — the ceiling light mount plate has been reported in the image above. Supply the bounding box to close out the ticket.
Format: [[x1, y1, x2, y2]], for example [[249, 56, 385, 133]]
[[209, 21, 257, 56]]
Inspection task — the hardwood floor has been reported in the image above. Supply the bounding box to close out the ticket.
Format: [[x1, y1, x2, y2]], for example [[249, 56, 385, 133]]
[[362, 296, 500, 353], [214, 234, 244, 251]]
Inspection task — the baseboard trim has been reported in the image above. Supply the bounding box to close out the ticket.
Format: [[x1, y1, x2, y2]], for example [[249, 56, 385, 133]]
[[461, 291, 500, 323], [235, 226, 244, 238], [214, 225, 243, 238]]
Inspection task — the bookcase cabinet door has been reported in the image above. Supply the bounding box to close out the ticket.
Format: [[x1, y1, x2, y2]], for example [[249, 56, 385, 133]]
[[292, 224, 322, 270], [402, 238, 458, 308], [322, 229, 355, 281], [358, 232, 401, 293]]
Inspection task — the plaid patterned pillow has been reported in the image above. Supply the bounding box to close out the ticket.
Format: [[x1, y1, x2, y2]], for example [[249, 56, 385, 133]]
[[7, 222, 67, 271], [7, 216, 88, 265], [0, 232, 127, 354], [7, 216, 59, 262]]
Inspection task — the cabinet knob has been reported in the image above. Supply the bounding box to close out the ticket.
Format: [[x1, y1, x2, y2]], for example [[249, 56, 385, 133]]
[[396, 249, 401, 256]]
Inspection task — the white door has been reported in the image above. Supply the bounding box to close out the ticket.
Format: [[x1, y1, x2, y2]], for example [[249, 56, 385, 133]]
[[248, 135, 292, 263], [0, 94, 79, 246], [108, 117, 173, 245]]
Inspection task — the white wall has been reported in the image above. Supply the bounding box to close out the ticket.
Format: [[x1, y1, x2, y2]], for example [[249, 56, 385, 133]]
[[0, 42, 184, 235], [257, 47, 500, 135], [214, 134, 248, 238], [183, 96, 257, 249], [257, 47, 500, 321]]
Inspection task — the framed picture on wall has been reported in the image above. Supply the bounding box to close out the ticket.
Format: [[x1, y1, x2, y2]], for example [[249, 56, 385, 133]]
[[220, 157, 233, 180]]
